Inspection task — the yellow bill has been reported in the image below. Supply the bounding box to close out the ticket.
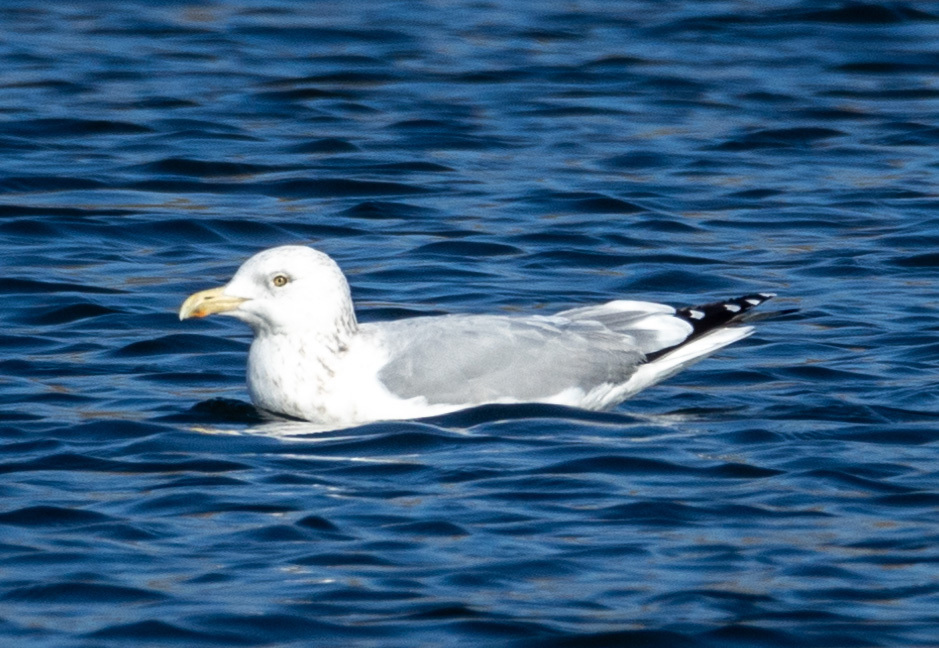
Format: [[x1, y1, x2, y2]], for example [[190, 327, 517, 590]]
[[179, 286, 247, 320]]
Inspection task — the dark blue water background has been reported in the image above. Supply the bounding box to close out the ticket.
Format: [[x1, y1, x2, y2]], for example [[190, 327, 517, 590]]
[[2, 1, 938, 646]]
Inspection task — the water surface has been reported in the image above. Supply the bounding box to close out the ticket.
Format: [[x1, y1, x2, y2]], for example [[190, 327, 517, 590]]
[[2, 1, 938, 646]]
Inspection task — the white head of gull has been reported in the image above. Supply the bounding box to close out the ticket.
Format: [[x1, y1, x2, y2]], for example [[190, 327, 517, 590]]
[[180, 245, 777, 427]]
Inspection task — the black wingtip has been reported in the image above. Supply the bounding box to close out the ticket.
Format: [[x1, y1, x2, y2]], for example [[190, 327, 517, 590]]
[[643, 293, 781, 363], [675, 292, 776, 336]]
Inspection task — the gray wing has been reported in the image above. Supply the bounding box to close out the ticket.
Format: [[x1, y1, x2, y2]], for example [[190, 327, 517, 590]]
[[556, 300, 689, 355], [366, 314, 646, 405]]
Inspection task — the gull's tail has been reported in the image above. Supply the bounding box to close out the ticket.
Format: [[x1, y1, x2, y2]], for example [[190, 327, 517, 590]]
[[618, 293, 791, 399]]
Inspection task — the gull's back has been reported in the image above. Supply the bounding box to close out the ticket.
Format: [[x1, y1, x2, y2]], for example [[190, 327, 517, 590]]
[[362, 294, 775, 411], [366, 313, 646, 407]]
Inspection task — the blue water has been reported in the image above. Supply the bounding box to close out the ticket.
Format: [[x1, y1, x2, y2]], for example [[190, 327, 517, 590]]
[[2, 1, 938, 646]]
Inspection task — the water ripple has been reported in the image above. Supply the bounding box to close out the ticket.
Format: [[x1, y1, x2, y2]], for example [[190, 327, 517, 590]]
[[1, 1, 937, 646]]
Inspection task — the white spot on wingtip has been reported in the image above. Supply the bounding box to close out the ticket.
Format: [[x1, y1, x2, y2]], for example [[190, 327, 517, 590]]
[[758, 292, 775, 299], [745, 298, 761, 306], [725, 303, 741, 313], [688, 309, 705, 319]]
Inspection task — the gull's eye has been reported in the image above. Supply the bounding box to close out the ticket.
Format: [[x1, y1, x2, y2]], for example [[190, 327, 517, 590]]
[[272, 274, 289, 288]]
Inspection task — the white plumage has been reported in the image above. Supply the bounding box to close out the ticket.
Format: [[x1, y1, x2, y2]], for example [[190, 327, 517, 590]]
[[179, 245, 775, 426]]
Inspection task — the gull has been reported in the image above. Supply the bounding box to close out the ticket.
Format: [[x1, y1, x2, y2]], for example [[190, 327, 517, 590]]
[[180, 245, 778, 426]]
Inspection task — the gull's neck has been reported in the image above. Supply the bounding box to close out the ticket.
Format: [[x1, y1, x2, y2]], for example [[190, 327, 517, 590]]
[[247, 303, 359, 423]]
